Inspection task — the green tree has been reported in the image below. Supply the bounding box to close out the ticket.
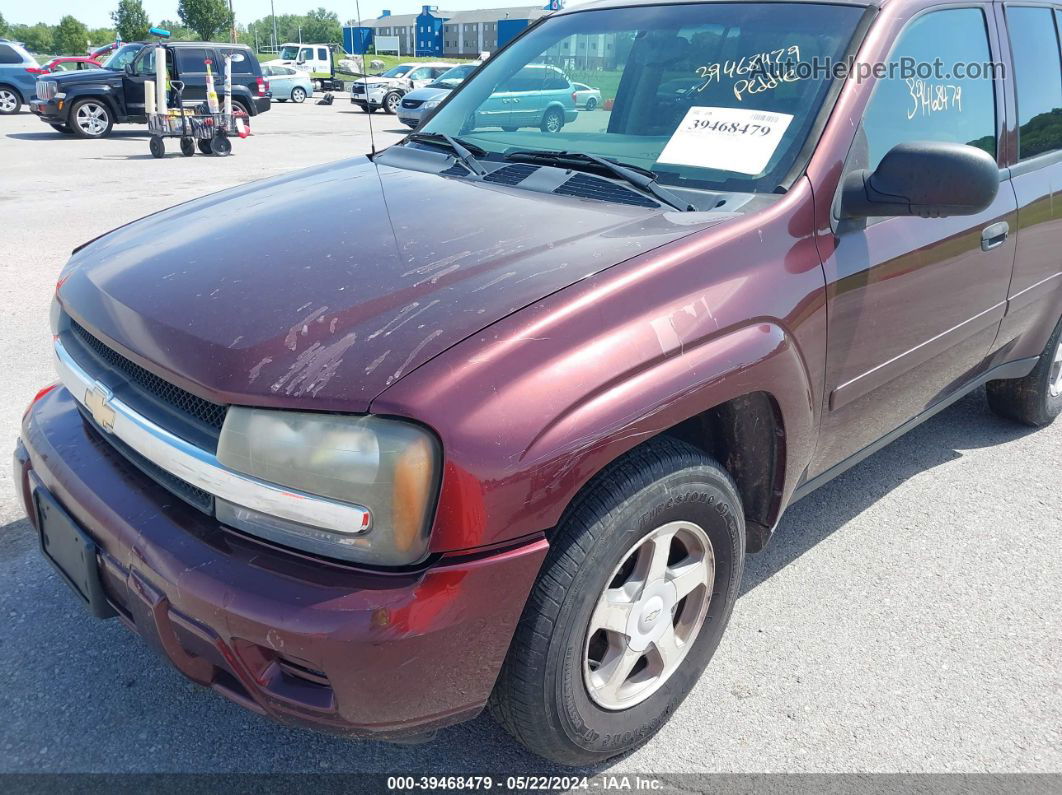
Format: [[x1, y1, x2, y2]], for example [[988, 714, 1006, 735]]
[[301, 8, 342, 44], [88, 27, 118, 47], [157, 19, 197, 41], [53, 15, 89, 54], [9, 23, 55, 54], [177, 0, 233, 41], [111, 0, 151, 42], [0, 12, 8, 38]]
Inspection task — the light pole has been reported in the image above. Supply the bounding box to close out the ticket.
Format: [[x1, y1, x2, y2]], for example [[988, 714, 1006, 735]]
[[229, 0, 236, 44]]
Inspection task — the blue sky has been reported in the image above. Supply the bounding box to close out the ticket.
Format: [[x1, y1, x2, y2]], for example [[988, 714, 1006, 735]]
[[0, 1, 582, 29]]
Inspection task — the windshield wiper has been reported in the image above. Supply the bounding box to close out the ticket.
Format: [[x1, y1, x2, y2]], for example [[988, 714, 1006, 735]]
[[504, 149, 695, 212], [406, 132, 487, 176]]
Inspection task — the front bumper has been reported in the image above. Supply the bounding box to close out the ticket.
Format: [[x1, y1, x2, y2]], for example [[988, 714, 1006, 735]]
[[30, 98, 67, 124], [397, 108, 423, 128], [15, 386, 547, 737], [351, 97, 384, 111]]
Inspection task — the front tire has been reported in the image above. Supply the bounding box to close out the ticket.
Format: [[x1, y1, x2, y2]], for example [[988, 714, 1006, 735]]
[[291, 86, 307, 103], [0, 86, 21, 114], [383, 91, 402, 114], [489, 437, 745, 765], [986, 314, 1062, 426], [70, 99, 113, 138]]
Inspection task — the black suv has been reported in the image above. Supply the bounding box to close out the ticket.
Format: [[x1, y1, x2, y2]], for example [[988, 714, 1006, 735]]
[[30, 41, 270, 138]]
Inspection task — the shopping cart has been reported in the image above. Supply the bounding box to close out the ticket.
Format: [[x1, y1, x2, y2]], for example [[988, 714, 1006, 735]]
[[147, 79, 248, 158]]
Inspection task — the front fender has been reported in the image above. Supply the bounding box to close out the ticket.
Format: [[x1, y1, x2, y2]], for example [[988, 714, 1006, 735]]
[[63, 84, 123, 117], [520, 320, 813, 502]]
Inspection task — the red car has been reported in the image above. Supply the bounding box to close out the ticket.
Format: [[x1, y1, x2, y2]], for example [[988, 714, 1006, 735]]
[[28, 57, 103, 75], [14, 0, 1062, 766]]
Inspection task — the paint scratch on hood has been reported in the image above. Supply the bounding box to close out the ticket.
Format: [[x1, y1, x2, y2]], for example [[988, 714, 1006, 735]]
[[271, 332, 357, 397]]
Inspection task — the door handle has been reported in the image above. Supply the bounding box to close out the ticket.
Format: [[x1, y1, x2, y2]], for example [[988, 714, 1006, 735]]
[[981, 221, 1009, 251]]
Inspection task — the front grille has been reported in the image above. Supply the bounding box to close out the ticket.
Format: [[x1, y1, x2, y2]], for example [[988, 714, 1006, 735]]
[[351, 84, 366, 95], [401, 98, 423, 109], [554, 173, 660, 208], [69, 319, 228, 433], [36, 80, 57, 101]]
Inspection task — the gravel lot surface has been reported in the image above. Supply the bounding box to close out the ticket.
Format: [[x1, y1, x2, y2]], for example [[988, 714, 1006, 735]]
[[0, 101, 1059, 775]]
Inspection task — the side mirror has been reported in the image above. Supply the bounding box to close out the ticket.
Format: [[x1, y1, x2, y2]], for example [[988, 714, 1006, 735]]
[[125, 63, 134, 75], [841, 141, 998, 219]]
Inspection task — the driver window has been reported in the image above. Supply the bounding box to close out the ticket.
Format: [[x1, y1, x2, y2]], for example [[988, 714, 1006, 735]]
[[857, 8, 996, 173], [134, 48, 171, 76], [300, 48, 312, 61]]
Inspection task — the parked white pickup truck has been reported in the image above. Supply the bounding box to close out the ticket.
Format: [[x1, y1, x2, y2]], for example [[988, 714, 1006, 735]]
[[264, 43, 345, 93]]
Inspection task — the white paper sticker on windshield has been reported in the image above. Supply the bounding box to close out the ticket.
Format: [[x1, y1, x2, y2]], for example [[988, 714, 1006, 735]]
[[657, 106, 794, 175]]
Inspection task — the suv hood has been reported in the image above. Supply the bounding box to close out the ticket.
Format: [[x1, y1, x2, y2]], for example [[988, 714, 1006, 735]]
[[403, 87, 451, 103], [59, 156, 738, 413], [356, 76, 403, 87], [47, 68, 120, 87]]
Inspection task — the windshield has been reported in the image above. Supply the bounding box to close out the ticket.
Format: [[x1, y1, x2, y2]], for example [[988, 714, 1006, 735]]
[[429, 63, 478, 88], [381, 65, 413, 78], [103, 44, 141, 71], [421, 3, 863, 193]]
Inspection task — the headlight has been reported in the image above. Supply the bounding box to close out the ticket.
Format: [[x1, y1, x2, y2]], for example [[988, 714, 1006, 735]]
[[423, 100, 440, 109], [217, 408, 440, 566]]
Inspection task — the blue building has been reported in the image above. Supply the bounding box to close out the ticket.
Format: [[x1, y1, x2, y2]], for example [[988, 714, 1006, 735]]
[[345, 5, 557, 58], [416, 6, 446, 56]]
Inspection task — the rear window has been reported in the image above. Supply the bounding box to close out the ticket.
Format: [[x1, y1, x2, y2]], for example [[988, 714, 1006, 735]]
[[220, 49, 257, 74], [502, 66, 570, 92], [1007, 6, 1062, 160], [0, 44, 25, 65], [175, 48, 210, 73]]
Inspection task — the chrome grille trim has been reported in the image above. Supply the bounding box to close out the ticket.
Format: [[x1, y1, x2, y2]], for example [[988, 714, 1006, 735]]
[[36, 80, 58, 101], [55, 337, 372, 534]]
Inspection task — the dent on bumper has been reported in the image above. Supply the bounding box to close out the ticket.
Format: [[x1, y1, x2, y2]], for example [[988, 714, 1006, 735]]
[[16, 387, 547, 737]]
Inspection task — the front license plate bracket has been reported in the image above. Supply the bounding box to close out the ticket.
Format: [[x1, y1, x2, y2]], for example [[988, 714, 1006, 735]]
[[35, 488, 116, 619]]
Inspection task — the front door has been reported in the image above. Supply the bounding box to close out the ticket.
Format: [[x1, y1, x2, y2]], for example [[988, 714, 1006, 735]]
[[123, 46, 167, 117], [812, 5, 1016, 473]]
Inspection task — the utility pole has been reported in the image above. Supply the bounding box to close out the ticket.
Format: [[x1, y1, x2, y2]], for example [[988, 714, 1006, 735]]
[[229, 0, 236, 44], [271, 0, 279, 53]]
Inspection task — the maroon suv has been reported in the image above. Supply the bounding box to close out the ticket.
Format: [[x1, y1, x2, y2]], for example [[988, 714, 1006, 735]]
[[14, 0, 1062, 765]]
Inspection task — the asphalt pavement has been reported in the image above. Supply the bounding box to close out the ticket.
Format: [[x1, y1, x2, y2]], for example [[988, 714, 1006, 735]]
[[0, 101, 1058, 775]]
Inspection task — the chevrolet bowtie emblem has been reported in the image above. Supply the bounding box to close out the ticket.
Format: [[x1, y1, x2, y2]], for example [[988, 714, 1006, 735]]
[[84, 383, 116, 432]]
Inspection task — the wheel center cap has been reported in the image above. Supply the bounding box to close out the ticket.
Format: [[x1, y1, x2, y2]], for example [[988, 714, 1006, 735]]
[[638, 596, 665, 633], [626, 581, 677, 652]]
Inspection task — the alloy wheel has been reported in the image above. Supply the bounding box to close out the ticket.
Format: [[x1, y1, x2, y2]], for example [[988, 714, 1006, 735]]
[[1050, 339, 1062, 398], [75, 102, 109, 136], [583, 521, 714, 710], [0, 89, 17, 113]]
